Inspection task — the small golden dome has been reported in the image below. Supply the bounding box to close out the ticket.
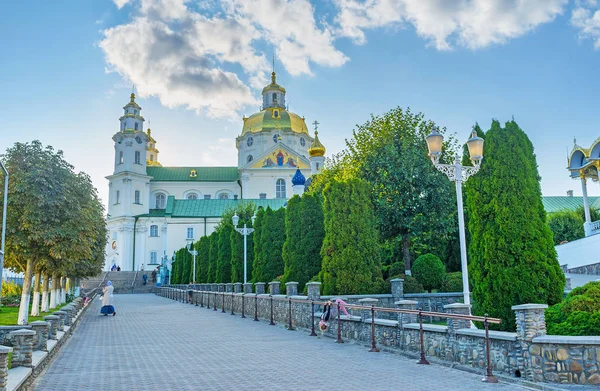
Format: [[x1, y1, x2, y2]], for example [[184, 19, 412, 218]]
[[308, 130, 326, 157]]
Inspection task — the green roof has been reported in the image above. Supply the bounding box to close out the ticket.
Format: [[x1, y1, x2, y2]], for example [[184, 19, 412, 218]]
[[147, 166, 238, 182], [169, 198, 287, 217], [542, 196, 600, 213]]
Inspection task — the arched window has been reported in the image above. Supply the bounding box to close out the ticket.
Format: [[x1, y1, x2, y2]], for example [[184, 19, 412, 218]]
[[135, 123, 139, 131], [276, 179, 286, 199], [134, 190, 141, 204], [272, 93, 277, 103], [247, 155, 253, 163], [119, 151, 124, 164], [187, 193, 198, 200], [155, 193, 166, 209], [219, 193, 229, 200], [150, 225, 159, 237], [150, 154, 154, 162], [134, 151, 141, 164], [247, 137, 253, 147]]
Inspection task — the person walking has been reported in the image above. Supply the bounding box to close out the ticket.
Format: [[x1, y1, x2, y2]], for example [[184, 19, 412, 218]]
[[187, 282, 194, 304], [142, 273, 148, 285], [101, 281, 116, 316], [151, 269, 157, 283]]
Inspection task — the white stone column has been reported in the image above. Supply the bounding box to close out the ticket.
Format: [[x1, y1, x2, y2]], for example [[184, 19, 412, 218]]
[[241, 173, 250, 199], [136, 225, 147, 271], [581, 177, 592, 236]]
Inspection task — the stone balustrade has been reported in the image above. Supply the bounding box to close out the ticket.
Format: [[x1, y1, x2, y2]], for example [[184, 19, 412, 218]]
[[30, 321, 50, 351], [0, 346, 12, 390], [53, 311, 67, 331], [9, 329, 36, 368], [43, 315, 60, 339]]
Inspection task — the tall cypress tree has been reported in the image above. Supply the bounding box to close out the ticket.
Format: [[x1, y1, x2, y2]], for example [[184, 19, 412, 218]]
[[181, 247, 191, 284], [252, 208, 267, 282], [197, 236, 210, 283], [216, 224, 233, 283], [261, 207, 286, 283], [207, 231, 218, 283], [465, 120, 565, 331], [282, 194, 325, 292], [320, 179, 383, 295]]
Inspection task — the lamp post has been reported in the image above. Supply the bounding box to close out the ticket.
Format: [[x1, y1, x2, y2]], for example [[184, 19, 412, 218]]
[[186, 239, 197, 283], [425, 128, 484, 311], [232, 212, 256, 284]]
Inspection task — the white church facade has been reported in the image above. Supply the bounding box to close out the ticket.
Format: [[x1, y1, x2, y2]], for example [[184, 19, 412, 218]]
[[104, 72, 326, 272]]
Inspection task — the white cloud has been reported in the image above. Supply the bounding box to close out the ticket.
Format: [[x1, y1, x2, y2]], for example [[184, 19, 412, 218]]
[[334, 0, 567, 50], [113, 0, 132, 9], [572, 3, 600, 49]]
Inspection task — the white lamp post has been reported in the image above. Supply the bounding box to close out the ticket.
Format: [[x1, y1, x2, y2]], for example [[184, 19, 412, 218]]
[[232, 212, 257, 284], [425, 128, 484, 311], [186, 239, 198, 283]]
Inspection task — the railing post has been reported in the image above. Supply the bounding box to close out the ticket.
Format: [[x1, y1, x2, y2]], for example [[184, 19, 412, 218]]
[[213, 292, 217, 311], [195, 291, 198, 306], [417, 310, 430, 365], [253, 295, 259, 321], [310, 300, 317, 336], [482, 315, 498, 383], [230, 293, 235, 315], [222, 292, 226, 313], [241, 295, 246, 318], [369, 305, 379, 352], [336, 302, 343, 343], [269, 295, 275, 325], [287, 298, 294, 330], [200, 291, 204, 307]]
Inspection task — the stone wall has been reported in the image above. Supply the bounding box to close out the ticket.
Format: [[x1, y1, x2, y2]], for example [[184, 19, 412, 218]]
[[567, 262, 600, 275]]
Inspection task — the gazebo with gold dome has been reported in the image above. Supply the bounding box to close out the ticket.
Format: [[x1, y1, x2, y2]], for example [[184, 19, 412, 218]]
[[567, 137, 600, 236]]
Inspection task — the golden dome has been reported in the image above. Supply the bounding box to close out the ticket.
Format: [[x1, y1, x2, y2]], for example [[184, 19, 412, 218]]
[[262, 72, 286, 94], [308, 130, 326, 157], [241, 108, 309, 136]]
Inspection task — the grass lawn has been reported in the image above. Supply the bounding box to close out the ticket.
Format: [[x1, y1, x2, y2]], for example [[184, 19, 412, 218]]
[[0, 304, 71, 325]]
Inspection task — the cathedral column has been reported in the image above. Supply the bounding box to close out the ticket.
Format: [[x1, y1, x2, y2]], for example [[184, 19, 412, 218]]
[[241, 173, 250, 199], [136, 225, 147, 271], [122, 226, 134, 271], [581, 176, 592, 236]]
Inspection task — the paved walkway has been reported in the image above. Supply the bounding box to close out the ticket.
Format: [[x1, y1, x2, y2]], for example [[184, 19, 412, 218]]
[[35, 294, 530, 391]]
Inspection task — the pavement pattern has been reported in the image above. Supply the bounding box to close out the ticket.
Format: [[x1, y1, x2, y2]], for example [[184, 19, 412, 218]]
[[35, 294, 534, 391]]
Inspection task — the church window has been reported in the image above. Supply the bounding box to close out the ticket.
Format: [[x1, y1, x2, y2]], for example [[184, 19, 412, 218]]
[[155, 193, 166, 209], [150, 225, 159, 237], [134, 190, 141, 204], [187, 227, 194, 240], [150, 154, 154, 161], [219, 193, 229, 200], [122, 122, 126, 130], [247, 155, 253, 163], [247, 137, 253, 147], [273, 134, 279, 143], [316, 162, 319, 171], [134, 151, 141, 164], [150, 251, 157, 264], [187, 193, 198, 200], [274, 110, 279, 118], [300, 137, 306, 147], [276, 179, 286, 199], [115, 190, 120, 204], [204, 194, 211, 200], [135, 123, 139, 131], [119, 151, 124, 164], [272, 93, 277, 103], [259, 193, 267, 199]]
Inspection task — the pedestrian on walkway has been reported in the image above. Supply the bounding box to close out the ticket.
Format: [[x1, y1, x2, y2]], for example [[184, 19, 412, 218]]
[[142, 273, 148, 285], [319, 298, 350, 335], [187, 282, 194, 303], [101, 281, 116, 316], [151, 269, 157, 283]]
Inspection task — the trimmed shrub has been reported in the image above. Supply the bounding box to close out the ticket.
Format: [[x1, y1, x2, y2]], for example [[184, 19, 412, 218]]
[[546, 281, 600, 336], [412, 254, 445, 292], [440, 272, 463, 293], [403, 275, 425, 294]]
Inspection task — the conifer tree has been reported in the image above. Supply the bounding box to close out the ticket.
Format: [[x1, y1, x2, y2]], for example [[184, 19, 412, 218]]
[[465, 120, 565, 331], [196, 236, 210, 283], [216, 224, 233, 283], [260, 208, 286, 283], [181, 247, 191, 283], [230, 204, 256, 283], [282, 194, 325, 292], [207, 231, 219, 283], [320, 179, 384, 294], [251, 208, 266, 282]]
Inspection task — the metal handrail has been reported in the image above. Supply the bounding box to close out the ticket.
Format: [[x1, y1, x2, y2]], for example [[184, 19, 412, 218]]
[[131, 270, 138, 293]]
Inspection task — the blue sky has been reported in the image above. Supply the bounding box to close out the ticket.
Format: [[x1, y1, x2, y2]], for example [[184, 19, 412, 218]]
[[1, 0, 599, 208]]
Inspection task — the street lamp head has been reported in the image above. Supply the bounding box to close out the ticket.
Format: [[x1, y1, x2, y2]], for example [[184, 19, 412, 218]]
[[466, 130, 484, 167], [251, 212, 257, 226], [425, 127, 443, 163], [186, 237, 193, 250], [232, 212, 239, 227]]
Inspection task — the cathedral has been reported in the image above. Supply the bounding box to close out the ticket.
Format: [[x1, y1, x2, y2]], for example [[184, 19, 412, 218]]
[[105, 72, 326, 272]]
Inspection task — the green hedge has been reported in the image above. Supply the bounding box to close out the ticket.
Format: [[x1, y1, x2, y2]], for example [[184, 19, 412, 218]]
[[546, 281, 600, 336]]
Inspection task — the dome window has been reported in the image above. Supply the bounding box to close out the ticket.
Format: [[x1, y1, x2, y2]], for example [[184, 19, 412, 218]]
[[273, 110, 279, 118], [247, 155, 253, 163], [273, 93, 277, 103], [300, 137, 306, 147], [247, 137, 254, 147], [273, 134, 279, 143]]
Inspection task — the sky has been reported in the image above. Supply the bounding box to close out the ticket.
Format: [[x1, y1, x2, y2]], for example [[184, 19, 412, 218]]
[[1, 0, 599, 210]]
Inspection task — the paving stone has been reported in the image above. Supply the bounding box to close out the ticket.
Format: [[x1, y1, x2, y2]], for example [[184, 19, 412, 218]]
[[35, 294, 532, 391]]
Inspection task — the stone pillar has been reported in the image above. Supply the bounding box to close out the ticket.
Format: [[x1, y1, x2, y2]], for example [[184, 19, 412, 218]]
[[255, 282, 266, 294], [390, 278, 404, 301], [43, 315, 60, 339], [512, 304, 548, 342], [218, 284, 225, 292], [395, 300, 417, 327], [211, 283, 218, 292], [30, 321, 49, 351], [53, 311, 67, 331], [0, 346, 12, 390], [9, 329, 35, 367], [444, 303, 471, 332], [234, 283, 243, 293], [269, 281, 280, 295], [306, 282, 321, 300], [358, 298, 378, 321], [60, 306, 73, 326], [225, 283, 233, 293], [285, 282, 298, 297], [243, 283, 253, 294]]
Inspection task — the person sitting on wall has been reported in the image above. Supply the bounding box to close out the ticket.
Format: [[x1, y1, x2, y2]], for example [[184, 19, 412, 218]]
[[319, 298, 350, 336]]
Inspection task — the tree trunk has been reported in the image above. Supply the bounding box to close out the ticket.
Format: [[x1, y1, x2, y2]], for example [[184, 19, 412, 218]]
[[31, 271, 42, 316], [61, 277, 66, 303], [41, 273, 50, 312], [50, 273, 58, 309], [17, 258, 34, 325], [403, 233, 411, 276]]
